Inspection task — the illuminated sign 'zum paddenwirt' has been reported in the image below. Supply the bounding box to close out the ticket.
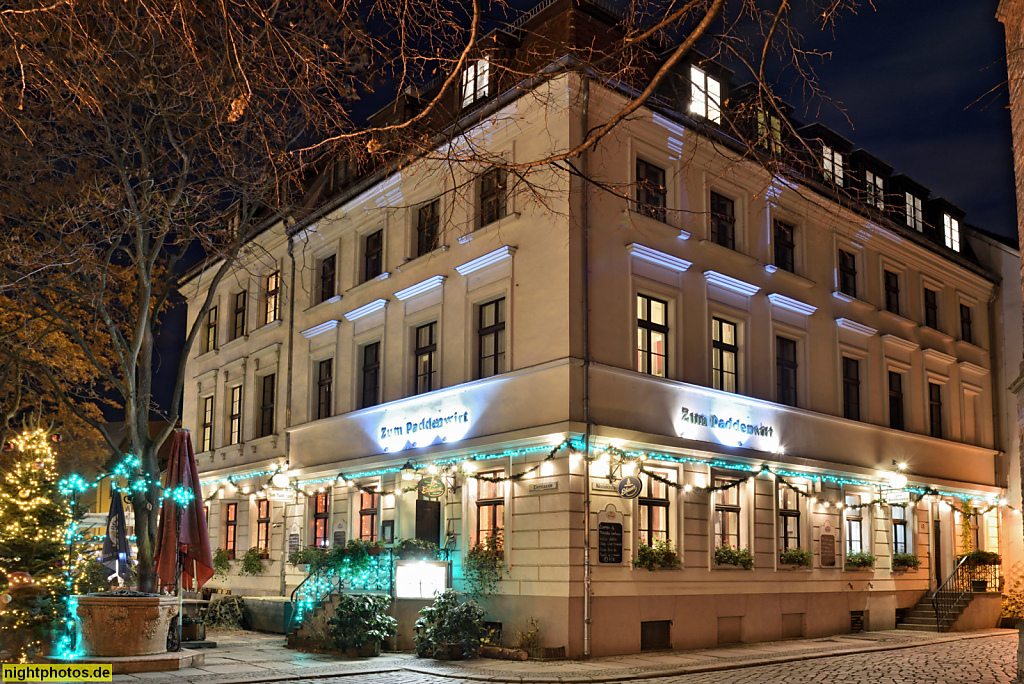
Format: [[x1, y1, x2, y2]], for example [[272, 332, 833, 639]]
[[680, 407, 774, 438]]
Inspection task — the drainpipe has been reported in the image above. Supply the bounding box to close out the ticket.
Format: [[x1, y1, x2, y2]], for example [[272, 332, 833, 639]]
[[580, 72, 593, 659], [281, 235, 298, 597]]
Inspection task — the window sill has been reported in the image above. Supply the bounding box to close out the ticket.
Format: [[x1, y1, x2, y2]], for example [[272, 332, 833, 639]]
[[711, 564, 753, 571], [196, 348, 219, 361], [460, 212, 521, 243], [247, 434, 278, 451], [954, 338, 987, 355], [251, 319, 283, 336], [345, 273, 391, 297], [764, 265, 815, 289], [396, 245, 450, 272], [699, 239, 757, 267], [305, 294, 342, 314], [878, 310, 915, 326], [623, 209, 689, 239], [831, 291, 874, 313], [777, 564, 813, 572], [220, 336, 250, 353], [917, 325, 954, 344], [843, 566, 875, 572]]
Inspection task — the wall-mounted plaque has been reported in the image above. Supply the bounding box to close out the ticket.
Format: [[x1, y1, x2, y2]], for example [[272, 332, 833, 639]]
[[820, 519, 835, 567], [598, 521, 623, 564], [288, 532, 301, 555]]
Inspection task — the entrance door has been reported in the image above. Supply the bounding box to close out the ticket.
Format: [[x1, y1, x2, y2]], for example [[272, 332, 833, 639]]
[[416, 499, 441, 546], [933, 519, 942, 586]]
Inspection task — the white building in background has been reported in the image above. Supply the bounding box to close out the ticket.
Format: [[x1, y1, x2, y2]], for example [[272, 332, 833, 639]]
[[181, 0, 1022, 656]]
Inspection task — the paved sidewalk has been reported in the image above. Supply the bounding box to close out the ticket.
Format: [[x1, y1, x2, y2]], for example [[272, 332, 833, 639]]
[[111, 628, 1017, 684]]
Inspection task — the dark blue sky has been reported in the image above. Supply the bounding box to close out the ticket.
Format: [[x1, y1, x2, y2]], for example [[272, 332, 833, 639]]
[[798, 0, 1015, 239]]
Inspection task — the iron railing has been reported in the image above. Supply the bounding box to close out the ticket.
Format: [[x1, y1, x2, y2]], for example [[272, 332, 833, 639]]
[[932, 555, 972, 632], [288, 550, 394, 633], [956, 555, 1003, 592]]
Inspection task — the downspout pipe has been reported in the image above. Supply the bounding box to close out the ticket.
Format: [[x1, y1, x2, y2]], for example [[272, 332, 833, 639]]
[[281, 236, 298, 597], [580, 71, 593, 660]]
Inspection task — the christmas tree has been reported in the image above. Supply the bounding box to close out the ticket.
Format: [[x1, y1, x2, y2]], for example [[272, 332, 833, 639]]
[[0, 428, 69, 662]]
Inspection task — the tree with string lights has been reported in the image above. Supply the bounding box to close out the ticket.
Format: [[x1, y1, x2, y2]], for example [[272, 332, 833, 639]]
[[0, 427, 69, 662]]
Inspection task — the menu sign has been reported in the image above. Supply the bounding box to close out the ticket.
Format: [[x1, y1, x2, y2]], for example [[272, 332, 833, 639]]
[[598, 522, 623, 564]]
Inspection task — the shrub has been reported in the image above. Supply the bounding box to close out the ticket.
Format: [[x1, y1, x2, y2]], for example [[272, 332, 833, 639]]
[[714, 545, 754, 570], [633, 539, 681, 571], [965, 550, 1001, 566], [464, 533, 504, 597], [394, 538, 440, 561], [238, 546, 267, 576], [892, 553, 921, 571], [212, 548, 231, 579], [327, 594, 397, 652], [845, 551, 876, 569], [288, 547, 328, 569], [779, 547, 812, 568], [1002, 568, 1024, 620], [413, 589, 487, 659]]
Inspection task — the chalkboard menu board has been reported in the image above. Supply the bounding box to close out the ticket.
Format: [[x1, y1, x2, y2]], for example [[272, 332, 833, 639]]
[[288, 532, 301, 555], [819, 534, 836, 567], [598, 521, 623, 564], [333, 530, 346, 548]]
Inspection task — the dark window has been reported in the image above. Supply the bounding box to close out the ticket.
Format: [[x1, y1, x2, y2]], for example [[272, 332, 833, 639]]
[[842, 357, 860, 421], [714, 478, 740, 548], [638, 469, 670, 546], [924, 288, 939, 329], [263, 271, 280, 325], [637, 294, 668, 377], [360, 488, 379, 541], [960, 303, 973, 344], [316, 359, 333, 420], [892, 506, 908, 555], [204, 307, 218, 353], [779, 483, 802, 551], [710, 192, 735, 249], [476, 471, 505, 547], [232, 291, 247, 340], [888, 371, 904, 431], [415, 322, 437, 394], [845, 495, 862, 552], [478, 298, 506, 378], [636, 159, 667, 222], [363, 230, 383, 282], [865, 170, 885, 210], [319, 254, 336, 303], [776, 337, 797, 407], [479, 169, 507, 228], [201, 396, 214, 452], [928, 382, 943, 438], [360, 342, 381, 409], [228, 386, 242, 445], [313, 492, 330, 547], [773, 220, 795, 273], [259, 374, 276, 437], [256, 499, 270, 551], [712, 317, 738, 393], [838, 250, 857, 298], [884, 271, 900, 315], [225, 503, 237, 553], [417, 199, 440, 257]]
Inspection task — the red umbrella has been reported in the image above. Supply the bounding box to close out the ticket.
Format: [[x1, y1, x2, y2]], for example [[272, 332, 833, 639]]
[[155, 430, 214, 592]]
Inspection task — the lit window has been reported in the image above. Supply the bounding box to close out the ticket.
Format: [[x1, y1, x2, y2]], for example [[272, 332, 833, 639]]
[[313, 492, 330, 547], [822, 145, 844, 187], [757, 110, 782, 154], [865, 170, 885, 209], [225, 503, 237, 555], [256, 499, 271, 552], [232, 291, 247, 340], [461, 57, 490, 109], [228, 385, 242, 445], [204, 307, 218, 353], [943, 213, 961, 252], [712, 317, 737, 393], [476, 471, 504, 547], [845, 495, 863, 553], [637, 294, 668, 377], [892, 505, 908, 555], [779, 482, 803, 551], [714, 477, 741, 548], [201, 396, 214, 452], [638, 469, 671, 546], [360, 488, 379, 541], [263, 271, 280, 325], [905, 193, 923, 231], [689, 66, 721, 123]]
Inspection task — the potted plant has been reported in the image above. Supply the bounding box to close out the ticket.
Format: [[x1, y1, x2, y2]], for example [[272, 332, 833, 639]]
[[288, 546, 328, 570], [633, 539, 682, 570], [964, 550, 1001, 592], [845, 551, 876, 570], [238, 546, 267, 576], [891, 553, 921, 572], [395, 538, 440, 561], [327, 594, 397, 657], [714, 545, 755, 570], [413, 589, 487, 660], [779, 547, 812, 568], [212, 547, 232, 579]]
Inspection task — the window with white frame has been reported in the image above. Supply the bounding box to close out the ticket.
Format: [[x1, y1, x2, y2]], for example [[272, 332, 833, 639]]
[[363, 229, 384, 282], [225, 502, 238, 555], [943, 213, 961, 252], [414, 322, 437, 394], [258, 373, 275, 437], [838, 249, 857, 298], [200, 395, 214, 452], [712, 317, 738, 393], [256, 499, 271, 552], [822, 145, 844, 186], [865, 170, 885, 209], [637, 294, 668, 377], [844, 494, 864, 553], [359, 488, 379, 541], [313, 491, 330, 547], [713, 477, 741, 549], [417, 199, 440, 257], [232, 291, 247, 340], [905, 193, 923, 231], [477, 298, 505, 379], [317, 254, 336, 304], [892, 505, 909, 554], [709, 191, 735, 249], [778, 481, 803, 551], [263, 271, 281, 325], [228, 385, 243, 445], [204, 307, 218, 353], [479, 168, 507, 229], [476, 471, 504, 547], [638, 469, 671, 546], [316, 358, 333, 420], [461, 57, 490, 109], [689, 66, 721, 123]]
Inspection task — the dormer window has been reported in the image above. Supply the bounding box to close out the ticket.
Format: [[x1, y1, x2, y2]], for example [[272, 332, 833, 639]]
[[461, 57, 490, 109], [943, 213, 961, 252], [905, 193, 923, 231], [757, 110, 782, 154], [865, 170, 884, 209], [689, 66, 721, 124], [822, 145, 844, 187]]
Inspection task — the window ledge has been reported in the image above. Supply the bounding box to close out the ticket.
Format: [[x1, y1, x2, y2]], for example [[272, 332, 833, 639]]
[[843, 567, 875, 573], [248, 434, 278, 451], [623, 209, 689, 239], [711, 564, 753, 571], [220, 335, 249, 353], [251, 319, 283, 336], [396, 245, 450, 272], [878, 310, 915, 326], [305, 294, 342, 314], [763, 265, 815, 289], [831, 291, 875, 313], [954, 338, 986, 354], [699, 239, 757, 267], [460, 212, 521, 243], [345, 273, 391, 298], [917, 325, 955, 344], [196, 348, 219, 361], [778, 565, 813, 572]]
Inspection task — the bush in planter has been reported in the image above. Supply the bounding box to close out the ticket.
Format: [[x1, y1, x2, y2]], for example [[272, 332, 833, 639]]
[[413, 589, 487, 659], [327, 594, 397, 654], [288, 546, 328, 570], [965, 550, 1001, 566], [395, 538, 440, 561], [779, 547, 812, 568], [714, 545, 755, 570], [892, 553, 921, 571], [238, 546, 267, 576], [212, 547, 231, 579], [464, 533, 505, 597], [845, 551, 876, 569], [633, 539, 681, 571]]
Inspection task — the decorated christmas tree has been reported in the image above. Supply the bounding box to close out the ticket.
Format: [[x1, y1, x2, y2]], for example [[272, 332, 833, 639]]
[[0, 428, 69, 661]]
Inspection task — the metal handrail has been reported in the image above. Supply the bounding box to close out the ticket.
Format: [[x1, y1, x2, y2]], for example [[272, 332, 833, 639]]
[[287, 550, 396, 634], [931, 555, 972, 632], [288, 563, 343, 634]]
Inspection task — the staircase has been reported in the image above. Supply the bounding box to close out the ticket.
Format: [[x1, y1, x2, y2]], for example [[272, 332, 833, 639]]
[[898, 555, 996, 632], [897, 591, 973, 632]]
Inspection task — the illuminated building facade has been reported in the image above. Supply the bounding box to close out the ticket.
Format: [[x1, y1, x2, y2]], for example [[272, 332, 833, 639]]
[[181, 0, 1021, 656]]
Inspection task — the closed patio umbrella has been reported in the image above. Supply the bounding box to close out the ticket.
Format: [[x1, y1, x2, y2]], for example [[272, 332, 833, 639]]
[[154, 430, 213, 593]]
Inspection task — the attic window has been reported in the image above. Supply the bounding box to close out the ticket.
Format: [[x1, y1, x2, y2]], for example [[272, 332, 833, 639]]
[[461, 57, 490, 109], [689, 66, 721, 124], [822, 145, 844, 187], [943, 213, 960, 252], [865, 170, 884, 210], [905, 193, 923, 231], [757, 110, 782, 154]]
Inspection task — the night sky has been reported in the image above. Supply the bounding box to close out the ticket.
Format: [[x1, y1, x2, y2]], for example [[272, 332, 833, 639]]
[[794, 0, 1016, 240]]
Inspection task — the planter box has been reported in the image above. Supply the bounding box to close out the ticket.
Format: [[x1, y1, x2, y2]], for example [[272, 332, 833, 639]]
[[972, 579, 989, 593], [76, 595, 179, 657], [345, 641, 382, 658]]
